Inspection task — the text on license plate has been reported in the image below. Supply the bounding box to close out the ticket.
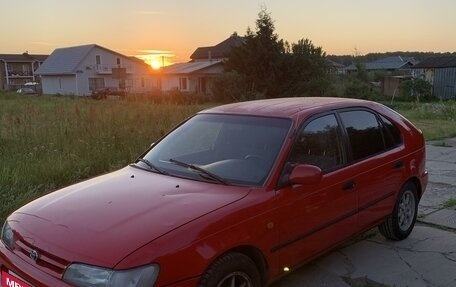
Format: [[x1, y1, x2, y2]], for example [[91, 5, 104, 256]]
[[1, 270, 33, 287]]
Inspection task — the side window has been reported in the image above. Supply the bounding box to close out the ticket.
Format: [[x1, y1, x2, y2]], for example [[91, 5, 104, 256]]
[[339, 110, 384, 161], [289, 114, 344, 172], [380, 115, 402, 148]]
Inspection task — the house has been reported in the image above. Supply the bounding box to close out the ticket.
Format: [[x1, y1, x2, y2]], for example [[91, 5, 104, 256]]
[[157, 34, 243, 96], [190, 34, 245, 62], [412, 56, 456, 99], [327, 59, 346, 75], [346, 56, 417, 75], [35, 44, 156, 96], [0, 53, 48, 90], [159, 61, 223, 95]]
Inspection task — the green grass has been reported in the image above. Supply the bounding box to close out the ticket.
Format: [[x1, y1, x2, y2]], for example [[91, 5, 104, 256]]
[[1, 93, 456, 223], [0, 92, 211, 221], [443, 198, 456, 208], [393, 101, 456, 140]]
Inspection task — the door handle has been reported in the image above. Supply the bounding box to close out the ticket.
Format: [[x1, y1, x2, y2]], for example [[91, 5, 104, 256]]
[[342, 180, 356, 191], [394, 160, 404, 169]]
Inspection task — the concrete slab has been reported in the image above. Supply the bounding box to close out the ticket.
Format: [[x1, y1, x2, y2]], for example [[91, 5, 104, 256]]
[[421, 208, 456, 229], [270, 264, 351, 287], [418, 183, 456, 217], [276, 226, 456, 287], [426, 144, 456, 185]]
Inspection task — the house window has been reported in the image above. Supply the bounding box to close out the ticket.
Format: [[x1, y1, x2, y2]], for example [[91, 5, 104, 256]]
[[179, 77, 188, 91], [59, 78, 62, 89], [23, 64, 31, 76], [141, 77, 145, 88], [96, 55, 101, 65], [88, 77, 105, 90], [117, 58, 121, 66], [6, 64, 12, 72]]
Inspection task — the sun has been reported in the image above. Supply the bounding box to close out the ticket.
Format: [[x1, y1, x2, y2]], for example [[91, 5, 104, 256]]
[[151, 59, 161, 70]]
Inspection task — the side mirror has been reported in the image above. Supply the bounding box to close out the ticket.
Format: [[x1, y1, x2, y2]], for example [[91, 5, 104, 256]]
[[289, 164, 322, 185]]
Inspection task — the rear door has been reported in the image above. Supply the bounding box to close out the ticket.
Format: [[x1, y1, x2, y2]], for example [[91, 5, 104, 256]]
[[338, 109, 406, 230]]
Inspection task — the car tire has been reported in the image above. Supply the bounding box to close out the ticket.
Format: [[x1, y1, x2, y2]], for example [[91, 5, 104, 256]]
[[198, 252, 261, 287], [379, 182, 418, 240]]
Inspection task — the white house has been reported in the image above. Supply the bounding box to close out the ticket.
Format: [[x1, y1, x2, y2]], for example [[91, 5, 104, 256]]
[[36, 44, 157, 96], [157, 34, 243, 96], [159, 61, 223, 95]]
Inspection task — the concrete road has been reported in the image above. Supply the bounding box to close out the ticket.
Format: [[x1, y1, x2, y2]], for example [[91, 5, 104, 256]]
[[273, 140, 456, 287]]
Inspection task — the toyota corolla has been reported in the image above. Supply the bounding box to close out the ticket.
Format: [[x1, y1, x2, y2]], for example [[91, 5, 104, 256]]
[[1, 97, 427, 287]]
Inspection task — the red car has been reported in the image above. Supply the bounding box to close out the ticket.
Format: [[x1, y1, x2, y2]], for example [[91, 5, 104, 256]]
[[1, 98, 427, 287]]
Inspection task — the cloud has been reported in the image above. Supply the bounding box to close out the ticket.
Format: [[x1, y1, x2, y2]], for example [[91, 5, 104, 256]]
[[136, 49, 175, 56]]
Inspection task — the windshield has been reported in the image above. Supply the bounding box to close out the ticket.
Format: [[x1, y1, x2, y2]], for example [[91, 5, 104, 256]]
[[141, 114, 291, 186]]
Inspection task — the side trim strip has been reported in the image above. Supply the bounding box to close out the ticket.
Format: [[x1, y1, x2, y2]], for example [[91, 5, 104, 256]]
[[271, 191, 395, 253]]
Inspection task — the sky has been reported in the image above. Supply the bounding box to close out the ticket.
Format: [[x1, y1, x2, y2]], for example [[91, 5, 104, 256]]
[[1, 0, 455, 66]]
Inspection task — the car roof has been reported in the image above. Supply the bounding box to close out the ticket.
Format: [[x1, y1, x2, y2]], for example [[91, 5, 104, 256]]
[[200, 97, 376, 118]]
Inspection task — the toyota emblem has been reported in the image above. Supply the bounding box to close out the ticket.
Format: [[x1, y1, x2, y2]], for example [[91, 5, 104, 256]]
[[29, 250, 40, 261]]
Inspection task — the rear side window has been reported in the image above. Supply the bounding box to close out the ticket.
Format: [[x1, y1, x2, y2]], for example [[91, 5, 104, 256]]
[[289, 114, 344, 172], [339, 110, 384, 161], [380, 115, 402, 148]]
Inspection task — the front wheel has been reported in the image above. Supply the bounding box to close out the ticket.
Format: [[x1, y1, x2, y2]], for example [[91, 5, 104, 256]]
[[198, 252, 261, 287], [379, 182, 418, 240]]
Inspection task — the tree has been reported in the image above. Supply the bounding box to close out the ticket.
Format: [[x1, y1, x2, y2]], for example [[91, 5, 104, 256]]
[[225, 8, 285, 98], [281, 39, 329, 96], [225, 8, 329, 99]]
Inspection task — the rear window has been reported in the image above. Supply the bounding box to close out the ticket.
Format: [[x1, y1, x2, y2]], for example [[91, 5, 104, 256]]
[[339, 110, 385, 161], [380, 115, 402, 148]]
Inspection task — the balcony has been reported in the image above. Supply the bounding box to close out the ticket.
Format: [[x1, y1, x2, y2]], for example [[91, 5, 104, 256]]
[[8, 71, 33, 77], [95, 65, 133, 75]]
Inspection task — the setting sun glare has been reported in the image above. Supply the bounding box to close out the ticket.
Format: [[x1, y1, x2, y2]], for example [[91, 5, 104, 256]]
[[136, 51, 175, 71], [151, 59, 161, 70]]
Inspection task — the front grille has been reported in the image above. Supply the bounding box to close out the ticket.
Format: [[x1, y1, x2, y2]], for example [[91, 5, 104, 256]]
[[14, 237, 69, 278]]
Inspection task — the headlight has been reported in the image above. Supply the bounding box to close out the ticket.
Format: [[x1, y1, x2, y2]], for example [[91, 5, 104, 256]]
[[1, 221, 14, 250], [63, 263, 159, 287]]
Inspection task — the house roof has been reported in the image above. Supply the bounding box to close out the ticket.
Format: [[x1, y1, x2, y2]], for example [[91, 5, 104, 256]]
[[35, 44, 149, 75], [190, 35, 245, 60], [0, 53, 48, 62], [412, 56, 456, 69], [326, 59, 345, 68], [346, 56, 417, 71], [162, 61, 223, 74]]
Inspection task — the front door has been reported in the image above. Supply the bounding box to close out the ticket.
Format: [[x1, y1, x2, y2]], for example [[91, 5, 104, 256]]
[[274, 113, 358, 270]]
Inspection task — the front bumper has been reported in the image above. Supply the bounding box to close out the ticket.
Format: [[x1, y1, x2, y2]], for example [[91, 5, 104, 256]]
[[0, 241, 72, 287]]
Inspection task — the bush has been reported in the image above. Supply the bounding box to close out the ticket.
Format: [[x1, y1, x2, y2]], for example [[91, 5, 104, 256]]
[[211, 71, 253, 102], [399, 78, 433, 102]]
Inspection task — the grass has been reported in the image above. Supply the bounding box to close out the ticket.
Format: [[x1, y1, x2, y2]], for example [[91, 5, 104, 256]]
[[393, 101, 456, 140], [1, 93, 456, 223], [443, 198, 456, 208], [0, 92, 211, 222]]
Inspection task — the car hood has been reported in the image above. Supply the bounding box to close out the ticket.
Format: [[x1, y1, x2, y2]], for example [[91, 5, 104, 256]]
[[10, 166, 250, 268]]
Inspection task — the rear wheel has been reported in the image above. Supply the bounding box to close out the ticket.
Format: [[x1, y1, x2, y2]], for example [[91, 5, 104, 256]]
[[198, 252, 261, 287], [379, 182, 418, 240]]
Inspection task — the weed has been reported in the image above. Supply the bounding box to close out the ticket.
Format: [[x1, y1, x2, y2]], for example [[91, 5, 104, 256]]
[[443, 198, 456, 208]]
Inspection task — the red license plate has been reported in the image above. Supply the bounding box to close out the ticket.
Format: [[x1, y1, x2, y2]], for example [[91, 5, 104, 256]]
[[1, 270, 33, 287]]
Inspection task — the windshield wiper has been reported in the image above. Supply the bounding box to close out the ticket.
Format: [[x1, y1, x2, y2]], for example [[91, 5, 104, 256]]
[[132, 158, 169, 175], [169, 158, 229, 185]]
